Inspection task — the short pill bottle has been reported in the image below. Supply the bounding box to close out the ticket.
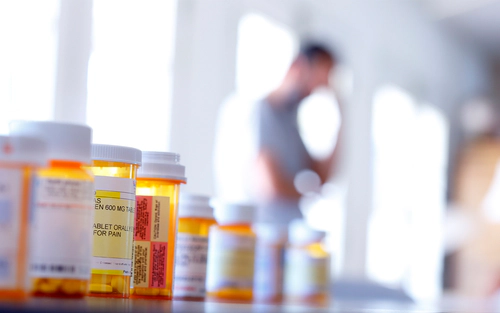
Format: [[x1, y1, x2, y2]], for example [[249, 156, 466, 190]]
[[87, 144, 141, 298], [10, 121, 94, 298], [284, 219, 330, 305], [206, 203, 256, 303], [253, 223, 287, 303], [173, 194, 217, 301], [0, 135, 46, 300], [132, 151, 186, 299]]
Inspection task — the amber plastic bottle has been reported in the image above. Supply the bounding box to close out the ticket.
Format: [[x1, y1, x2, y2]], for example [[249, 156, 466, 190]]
[[131, 151, 186, 299], [87, 144, 141, 298], [206, 203, 256, 302], [284, 219, 330, 305], [0, 135, 46, 300], [10, 121, 94, 298], [173, 194, 217, 300]]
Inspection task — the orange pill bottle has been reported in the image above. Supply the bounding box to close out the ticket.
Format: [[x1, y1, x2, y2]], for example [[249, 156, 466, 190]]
[[87, 144, 141, 298], [132, 151, 186, 299], [173, 194, 217, 300], [206, 203, 256, 302], [10, 121, 94, 298], [0, 135, 46, 300]]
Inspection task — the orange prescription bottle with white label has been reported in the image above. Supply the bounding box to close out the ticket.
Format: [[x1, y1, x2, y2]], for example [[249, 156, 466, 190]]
[[132, 151, 186, 299], [173, 194, 217, 300], [87, 144, 141, 298], [206, 203, 256, 302], [10, 121, 94, 298], [0, 135, 46, 300], [284, 219, 330, 305]]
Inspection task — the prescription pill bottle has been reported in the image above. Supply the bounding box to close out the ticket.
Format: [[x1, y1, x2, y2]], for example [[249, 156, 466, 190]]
[[284, 219, 330, 305], [0, 135, 46, 300], [173, 194, 216, 300], [132, 151, 186, 299], [10, 121, 94, 298], [253, 223, 287, 303], [206, 203, 256, 302], [87, 144, 141, 298]]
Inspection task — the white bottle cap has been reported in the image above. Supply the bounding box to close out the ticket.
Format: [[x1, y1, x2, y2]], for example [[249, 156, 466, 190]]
[[289, 219, 326, 246], [92, 144, 142, 165], [0, 135, 47, 166], [137, 151, 186, 183], [213, 202, 255, 225], [9, 120, 92, 164], [253, 223, 288, 244], [178, 194, 214, 219]]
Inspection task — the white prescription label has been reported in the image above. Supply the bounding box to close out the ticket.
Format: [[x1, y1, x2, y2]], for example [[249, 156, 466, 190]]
[[284, 248, 330, 296], [253, 243, 284, 300], [30, 178, 94, 279], [206, 228, 256, 291], [173, 233, 209, 297], [0, 168, 23, 288]]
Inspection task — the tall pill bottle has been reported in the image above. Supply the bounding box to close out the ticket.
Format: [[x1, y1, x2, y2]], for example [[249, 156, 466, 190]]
[[253, 223, 287, 303], [87, 144, 141, 298], [284, 219, 330, 305], [0, 135, 46, 300], [132, 151, 186, 299], [206, 203, 256, 302], [173, 194, 217, 300], [10, 121, 94, 298]]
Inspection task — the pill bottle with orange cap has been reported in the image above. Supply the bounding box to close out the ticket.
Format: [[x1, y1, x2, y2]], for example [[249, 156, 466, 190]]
[[132, 151, 186, 299], [173, 194, 217, 300], [87, 144, 141, 298], [10, 121, 94, 298], [206, 202, 256, 302], [0, 135, 46, 300]]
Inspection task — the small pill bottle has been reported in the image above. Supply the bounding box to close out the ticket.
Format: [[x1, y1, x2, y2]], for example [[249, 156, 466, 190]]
[[10, 121, 94, 298], [253, 223, 287, 303], [173, 194, 217, 300], [206, 203, 256, 302], [132, 151, 186, 299], [284, 219, 330, 305], [87, 144, 141, 298], [0, 135, 46, 300]]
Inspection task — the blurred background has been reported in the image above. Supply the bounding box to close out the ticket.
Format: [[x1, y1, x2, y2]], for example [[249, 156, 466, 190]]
[[2, 0, 500, 304]]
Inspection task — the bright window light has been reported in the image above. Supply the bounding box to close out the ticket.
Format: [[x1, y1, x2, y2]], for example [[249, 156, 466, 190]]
[[0, 1, 59, 133], [86, 0, 177, 151]]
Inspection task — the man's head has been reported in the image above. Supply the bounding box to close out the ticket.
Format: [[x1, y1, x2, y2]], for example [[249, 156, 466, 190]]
[[286, 43, 336, 98]]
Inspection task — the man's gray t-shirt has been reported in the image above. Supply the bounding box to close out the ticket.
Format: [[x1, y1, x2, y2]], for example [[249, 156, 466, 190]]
[[256, 97, 314, 224]]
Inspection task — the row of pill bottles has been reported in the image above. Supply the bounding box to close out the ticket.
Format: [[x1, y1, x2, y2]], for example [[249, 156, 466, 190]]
[[10, 121, 95, 297], [0, 135, 47, 300], [133, 151, 186, 299], [173, 194, 217, 300]]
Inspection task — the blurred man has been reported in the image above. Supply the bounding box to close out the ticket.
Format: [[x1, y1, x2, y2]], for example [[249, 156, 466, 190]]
[[214, 43, 341, 224]]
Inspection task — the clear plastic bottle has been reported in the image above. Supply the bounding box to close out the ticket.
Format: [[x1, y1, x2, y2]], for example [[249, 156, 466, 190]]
[[132, 151, 186, 299], [173, 194, 217, 301], [10, 121, 94, 298], [284, 219, 330, 305], [87, 144, 141, 298], [206, 203, 256, 302], [253, 223, 287, 303], [0, 135, 46, 300]]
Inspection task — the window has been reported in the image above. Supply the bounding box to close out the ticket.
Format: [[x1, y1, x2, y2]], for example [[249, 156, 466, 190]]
[[369, 84, 448, 301], [86, 0, 177, 151], [0, 1, 59, 133]]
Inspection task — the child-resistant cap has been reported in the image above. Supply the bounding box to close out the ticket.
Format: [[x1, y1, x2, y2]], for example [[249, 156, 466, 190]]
[[178, 194, 214, 219], [0, 135, 47, 166], [137, 151, 186, 183], [9, 121, 92, 164], [289, 219, 326, 245], [214, 202, 255, 225], [91, 144, 142, 165], [253, 223, 288, 244]]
